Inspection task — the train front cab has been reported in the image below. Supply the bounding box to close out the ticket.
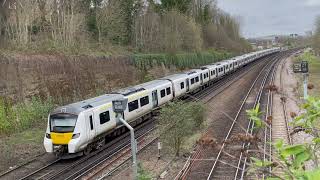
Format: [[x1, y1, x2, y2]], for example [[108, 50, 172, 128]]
[[44, 112, 88, 156]]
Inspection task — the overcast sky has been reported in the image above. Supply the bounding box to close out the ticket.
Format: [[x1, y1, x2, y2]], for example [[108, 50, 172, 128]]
[[217, 0, 320, 38]]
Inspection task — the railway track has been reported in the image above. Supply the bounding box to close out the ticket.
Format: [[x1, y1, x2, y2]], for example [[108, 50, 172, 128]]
[[0, 51, 282, 180], [0, 117, 156, 180], [279, 56, 293, 145], [71, 54, 280, 180], [175, 50, 296, 180]]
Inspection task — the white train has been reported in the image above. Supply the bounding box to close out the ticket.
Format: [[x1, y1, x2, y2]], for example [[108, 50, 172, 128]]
[[44, 48, 280, 157]]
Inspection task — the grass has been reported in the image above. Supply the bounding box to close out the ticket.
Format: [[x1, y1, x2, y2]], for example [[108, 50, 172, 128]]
[[0, 96, 54, 135], [0, 127, 45, 172], [295, 51, 320, 96]]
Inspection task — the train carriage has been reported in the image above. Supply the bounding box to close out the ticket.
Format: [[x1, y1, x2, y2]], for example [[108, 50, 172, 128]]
[[44, 48, 281, 157], [161, 74, 189, 98], [201, 64, 219, 82], [44, 94, 123, 156], [118, 80, 173, 122]]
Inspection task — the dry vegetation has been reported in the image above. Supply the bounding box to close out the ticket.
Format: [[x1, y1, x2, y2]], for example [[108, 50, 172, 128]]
[[0, 0, 253, 170], [0, 0, 251, 134], [0, 0, 251, 54]]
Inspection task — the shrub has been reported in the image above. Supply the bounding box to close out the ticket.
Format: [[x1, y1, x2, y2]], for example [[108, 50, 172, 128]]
[[132, 51, 232, 70], [0, 96, 54, 135], [157, 101, 205, 156]]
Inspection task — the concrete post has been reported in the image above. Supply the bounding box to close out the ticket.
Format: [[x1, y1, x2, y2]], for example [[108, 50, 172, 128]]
[[117, 114, 138, 180]]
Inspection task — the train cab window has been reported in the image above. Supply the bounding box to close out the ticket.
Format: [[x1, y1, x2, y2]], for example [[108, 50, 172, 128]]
[[89, 115, 94, 130], [99, 111, 110, 124], [166, 87, 171, 95], [180, 82, 185, 89], [160, 89, 166, 98], [191, 78, 195, 84], [206, 73, 209, 77], [50, 114, 78, 133], [195, 77, 199, 82], [203, 74, 206, 79], [140, 96, 149, 107], [128, 100, 139, 112], [213, 70, 215, 75]]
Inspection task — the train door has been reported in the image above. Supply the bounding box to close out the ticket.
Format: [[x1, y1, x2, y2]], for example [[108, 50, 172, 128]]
[[152, 90, 158, 108], [186, 78, 190, 92], [86, 111, 96, 141]]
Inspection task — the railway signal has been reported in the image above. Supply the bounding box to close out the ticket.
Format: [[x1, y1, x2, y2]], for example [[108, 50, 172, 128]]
[[112, 98, 138, 180], [293, 61, 309, 99]]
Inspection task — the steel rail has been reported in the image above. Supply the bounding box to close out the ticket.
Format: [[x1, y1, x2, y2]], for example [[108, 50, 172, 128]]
[[238, 54, 281, 180], [238, 52, 293, 180], [5, 52, 281, 180], [175, 54, 275, 180], [69, 55, 275, 180], [68, 127, 157, 180], [279, 56, 293, 145], [205, 54, 278, 180], [176, 53, 280, 180]]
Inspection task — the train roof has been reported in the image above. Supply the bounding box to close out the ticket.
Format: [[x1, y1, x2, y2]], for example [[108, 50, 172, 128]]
[[161, 74, 188, 81], [201, 64, 218, 69], [116, 79, 170, 96], [51, 94, 123, 115]]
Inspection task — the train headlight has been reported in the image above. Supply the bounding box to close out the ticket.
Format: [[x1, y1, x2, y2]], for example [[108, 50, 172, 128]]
[[45, 133, 51, 139], [72, 133, 80, 139]]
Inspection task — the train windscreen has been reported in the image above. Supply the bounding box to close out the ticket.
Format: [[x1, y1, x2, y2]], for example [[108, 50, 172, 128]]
[[50, 114, 78, 133]]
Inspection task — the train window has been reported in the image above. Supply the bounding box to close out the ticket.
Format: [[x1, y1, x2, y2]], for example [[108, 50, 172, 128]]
[[166, 87, 171, 95], [213, 70, 215, 75], [99, 111, 110, 124], [128, 100, 139, 112], [195, 77, 199, 82], [191, 78, 195, 84], [206, 73, 209, 77], [180, 82, 185, 89], [140, 96, 149, 107], [89, 115, 94, 130], [160, 89, 166, 98], [203, 74, 206, 79]]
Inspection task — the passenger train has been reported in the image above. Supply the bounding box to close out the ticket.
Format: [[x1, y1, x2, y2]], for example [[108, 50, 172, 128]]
[[44, 48, 280, 157]]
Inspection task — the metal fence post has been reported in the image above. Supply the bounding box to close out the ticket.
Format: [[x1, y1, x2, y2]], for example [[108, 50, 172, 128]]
[[303, 73, 308, 100]]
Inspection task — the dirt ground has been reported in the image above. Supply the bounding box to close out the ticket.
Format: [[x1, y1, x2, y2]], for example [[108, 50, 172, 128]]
[[0, 127, 45, 172]]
